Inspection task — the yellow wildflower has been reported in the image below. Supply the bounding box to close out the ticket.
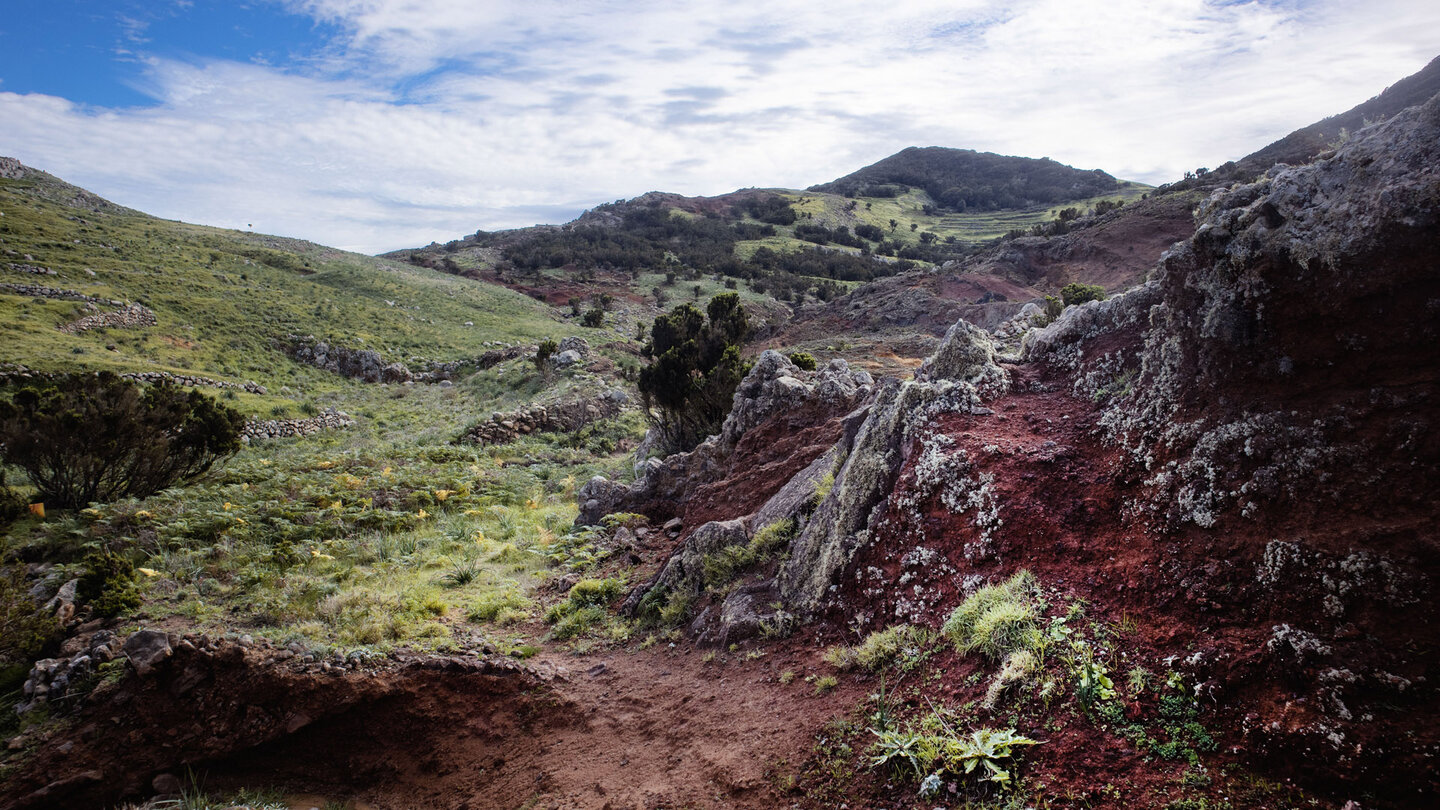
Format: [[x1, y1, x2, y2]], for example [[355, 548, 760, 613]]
[[223, 502, 234, 511], [417, 509, 429, 519], [137, 567, 160, 577], [434, 489, 452, 502]]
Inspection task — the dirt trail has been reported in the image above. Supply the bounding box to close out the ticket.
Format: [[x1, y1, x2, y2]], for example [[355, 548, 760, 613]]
[[197, 642, 857, 810]]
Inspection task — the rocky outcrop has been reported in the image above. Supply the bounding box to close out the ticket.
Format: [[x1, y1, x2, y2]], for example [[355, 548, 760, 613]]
[[17, 630, 121, 714], [576, 352, 874, 527], [608, 321, 1010, 636], [58, 303, 156, 334], [241, 408, 355, 441], [285, 335, 530, 384], [1016, 91, 1440, 800], [778, 319, 1009, 614], [285, 336, 415, 384], [1087, 93, 1440, 532], [458, 391, 626, 445]]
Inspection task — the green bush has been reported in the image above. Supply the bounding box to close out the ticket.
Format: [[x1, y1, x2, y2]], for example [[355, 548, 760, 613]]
[[0, 471, 27, 530], [0, 373, 245, 508], [534, 339, 558, 374], [788, 351, 817, 371], [1060, 282, 1107, 307], [581, 308, 605, 328], [77, 549, 141, 618], [0, 565, 59, 668], [638, 293, 749, 453]]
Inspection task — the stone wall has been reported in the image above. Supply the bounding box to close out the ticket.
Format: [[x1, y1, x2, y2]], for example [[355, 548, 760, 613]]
[[5, 262, 56, 276], [58, 303, 156, 334], [241, 408, 355, 441], [0, 364, 266, 395], [0, 282, 119, 305], [459, 391, 625, 445]]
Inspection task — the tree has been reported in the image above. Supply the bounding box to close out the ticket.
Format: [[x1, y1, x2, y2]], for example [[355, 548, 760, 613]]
[[638, 293, 749, 453], [534, 338, 558, 375], [0, 373, 245, 509], [1060, 283, 1107, 307], [582, 307, 605, 327]]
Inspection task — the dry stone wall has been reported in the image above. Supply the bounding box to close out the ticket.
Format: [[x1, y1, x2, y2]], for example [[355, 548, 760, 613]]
[[0, 364, 266, 395], [459, 392, 625, 445], [58, 303, 156, 334], [241, 408, 355, 441]]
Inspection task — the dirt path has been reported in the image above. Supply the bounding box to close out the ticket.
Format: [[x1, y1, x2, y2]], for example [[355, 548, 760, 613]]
[[191, 640, 861, 810]]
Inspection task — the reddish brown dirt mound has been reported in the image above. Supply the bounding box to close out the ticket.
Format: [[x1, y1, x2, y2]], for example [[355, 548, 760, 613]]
[[1, 637, 861, 810]]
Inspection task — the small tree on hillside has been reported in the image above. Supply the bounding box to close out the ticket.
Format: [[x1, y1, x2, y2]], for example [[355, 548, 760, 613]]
[[1060, 283, 1107, 307], [0, 373, 245, 509], [534, 339, 558, 376], [638, 293, 749, 453]]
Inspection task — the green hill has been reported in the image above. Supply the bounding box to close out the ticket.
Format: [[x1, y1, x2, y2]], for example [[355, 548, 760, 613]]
[[807, 146, 1121, 211], [0, 158, 585, 416]]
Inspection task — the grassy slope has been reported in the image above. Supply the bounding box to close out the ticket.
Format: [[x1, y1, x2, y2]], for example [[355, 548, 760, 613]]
[[0, 171, 585, 415], [0, 167, 647, 661]]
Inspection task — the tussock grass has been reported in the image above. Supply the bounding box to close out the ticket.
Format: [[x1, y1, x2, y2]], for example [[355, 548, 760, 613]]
[[942, 570, 1042, 660]]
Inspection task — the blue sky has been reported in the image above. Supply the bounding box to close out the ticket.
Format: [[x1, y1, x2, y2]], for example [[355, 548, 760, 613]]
[[2, 0, 1438, 253]]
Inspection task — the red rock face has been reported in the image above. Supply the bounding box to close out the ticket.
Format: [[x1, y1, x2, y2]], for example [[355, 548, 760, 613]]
[[828, 95, 1440, 805]]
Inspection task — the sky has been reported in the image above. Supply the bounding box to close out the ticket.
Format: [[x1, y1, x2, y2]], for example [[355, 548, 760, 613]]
[[1, 1, 1437, 254]]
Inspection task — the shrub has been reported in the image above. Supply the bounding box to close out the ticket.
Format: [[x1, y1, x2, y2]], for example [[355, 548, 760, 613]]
[[0, 471, 26, 530], [581, 308, 605, 328], [0, 565, 59, 669], [0, 373, 244, 508], [637, 293, 749, 453], [942, 571, 1040, 660], [788, 351, 817, 371], [545, 577, 624, 623], [77, 549, 142, 618], [1059, 282, 1107, 307], [534, 339, 558, 373]]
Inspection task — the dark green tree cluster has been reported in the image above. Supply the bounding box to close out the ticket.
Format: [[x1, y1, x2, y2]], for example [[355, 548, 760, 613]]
[[736, 194, 797, 225], [0, 373, 245, 509], [810, 147, 1119, 212], [638, 293, 750, 453]]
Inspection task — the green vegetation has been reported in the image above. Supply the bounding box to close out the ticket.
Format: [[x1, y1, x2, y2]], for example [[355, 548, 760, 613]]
[[787, 351, 817, 371], [871, 722, 1039, 792], [76, 548, 142, 618], [0, 566, 58, 680], [824, 624, 932, 672], [638, 293, 749, 453], [1060, 282, 1108, 306], [811, 146, 1120, 211], [941, 570, 1042, 660], [700, 518, 796, 592], [0, 169, 577, 404], [0, 373, 244, 508]]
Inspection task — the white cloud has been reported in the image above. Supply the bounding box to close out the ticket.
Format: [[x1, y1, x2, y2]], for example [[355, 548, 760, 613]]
[[2, 0, 1438, 252]]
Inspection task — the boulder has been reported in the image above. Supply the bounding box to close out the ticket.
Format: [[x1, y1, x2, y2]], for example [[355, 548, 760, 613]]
[[122, 630, 173, 677]]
